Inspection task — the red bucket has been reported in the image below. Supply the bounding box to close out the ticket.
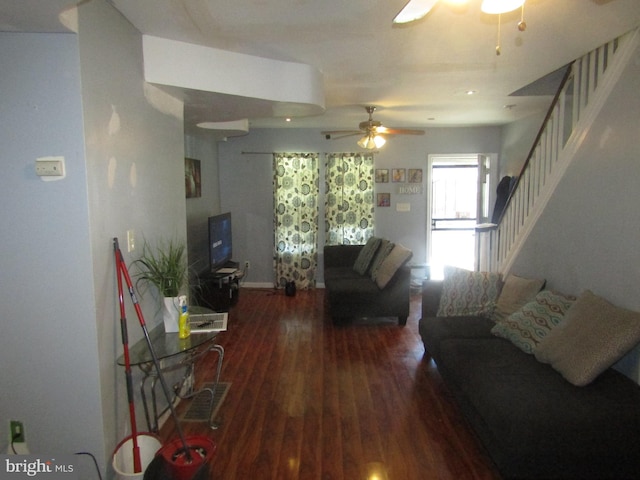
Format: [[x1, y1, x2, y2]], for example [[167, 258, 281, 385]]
[[157, 436, 216, 480]]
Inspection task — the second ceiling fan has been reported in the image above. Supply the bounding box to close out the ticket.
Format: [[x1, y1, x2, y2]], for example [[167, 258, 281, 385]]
[[322, 106, 425, 150]]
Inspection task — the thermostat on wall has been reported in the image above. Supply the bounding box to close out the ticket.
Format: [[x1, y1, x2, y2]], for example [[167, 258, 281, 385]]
[[36, 156, 66, 181]]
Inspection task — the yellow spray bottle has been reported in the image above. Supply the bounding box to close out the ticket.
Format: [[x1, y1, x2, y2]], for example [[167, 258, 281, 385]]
[[178, 295, 190, 339]]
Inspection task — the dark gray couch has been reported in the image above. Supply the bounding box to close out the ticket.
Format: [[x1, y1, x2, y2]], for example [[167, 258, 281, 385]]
[[419, 279, 640, 480], [323, 244, 411, 326]]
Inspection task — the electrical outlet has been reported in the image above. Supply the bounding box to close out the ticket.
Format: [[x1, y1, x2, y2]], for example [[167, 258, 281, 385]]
[[10, 421, 25, 443], [245, 260, 250, 269]]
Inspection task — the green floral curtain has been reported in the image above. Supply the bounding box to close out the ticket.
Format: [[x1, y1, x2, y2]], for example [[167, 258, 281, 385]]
[[273, 153, 319, 289], [325, 153, 375, 245]]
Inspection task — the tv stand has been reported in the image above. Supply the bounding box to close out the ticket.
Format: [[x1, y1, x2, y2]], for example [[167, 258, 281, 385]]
[[194, 263, 241, 311]]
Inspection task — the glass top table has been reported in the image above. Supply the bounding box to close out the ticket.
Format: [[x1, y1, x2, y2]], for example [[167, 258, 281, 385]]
[[117, 319, 218, 366], [116, 306, 224, 432]]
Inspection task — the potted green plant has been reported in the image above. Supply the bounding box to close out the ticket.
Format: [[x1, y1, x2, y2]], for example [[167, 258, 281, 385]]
[[133, 237, 188, 333]]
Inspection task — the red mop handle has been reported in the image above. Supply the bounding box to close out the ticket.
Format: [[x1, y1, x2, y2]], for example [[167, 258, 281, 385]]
[[115, 245, 148, 328], [114, 238, 142, 473], [115, 239, 194, 463]]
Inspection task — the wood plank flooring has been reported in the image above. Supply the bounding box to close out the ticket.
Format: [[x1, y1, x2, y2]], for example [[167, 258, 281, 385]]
[[160, 288, 500, 479]]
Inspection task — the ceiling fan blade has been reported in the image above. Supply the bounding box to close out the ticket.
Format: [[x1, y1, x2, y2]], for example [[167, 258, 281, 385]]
[[322, 131, 363, 140], [331, 133, 363, 140], [393, 0, 439, 25], [377, 127, 425, 135], [321, 130, 362, 135]]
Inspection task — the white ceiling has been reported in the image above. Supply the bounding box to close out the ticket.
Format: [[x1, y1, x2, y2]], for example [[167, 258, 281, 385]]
[[3, 0, 640, 134]]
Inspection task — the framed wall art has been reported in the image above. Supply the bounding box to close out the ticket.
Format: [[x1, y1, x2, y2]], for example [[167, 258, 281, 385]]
[[392, 168, 406, 183], [377, 193, 391, 207], [375, 169, 389, 183], [408, 168, 423, 183], [185, 157, 201, 198]]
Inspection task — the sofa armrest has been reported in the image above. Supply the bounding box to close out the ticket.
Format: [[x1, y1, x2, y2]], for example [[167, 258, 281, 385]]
[[323, 245, 363, 269], [422, 279, 443, 318]]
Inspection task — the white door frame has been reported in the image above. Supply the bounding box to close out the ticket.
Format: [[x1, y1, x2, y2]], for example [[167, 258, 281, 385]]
[[426, 153, 498, 275]]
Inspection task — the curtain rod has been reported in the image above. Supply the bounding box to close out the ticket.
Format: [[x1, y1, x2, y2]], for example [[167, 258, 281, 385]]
[[241, 151, 379, 155]]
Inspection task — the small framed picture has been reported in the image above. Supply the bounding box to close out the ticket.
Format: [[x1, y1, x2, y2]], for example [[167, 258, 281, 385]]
[[185, 158, 201, 198], [375, 169, 389, 183], [377, 193, 391, 207], [392, 168, 406, 183], [408, 168, 423, 183]]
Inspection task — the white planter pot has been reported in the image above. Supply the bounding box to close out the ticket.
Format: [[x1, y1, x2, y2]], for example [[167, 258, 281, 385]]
[[162, 296, 180, 333]]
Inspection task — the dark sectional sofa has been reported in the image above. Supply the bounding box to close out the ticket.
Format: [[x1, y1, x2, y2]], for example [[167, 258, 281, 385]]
[[419, 279, 640, 480], [323, 242, 411, 325]]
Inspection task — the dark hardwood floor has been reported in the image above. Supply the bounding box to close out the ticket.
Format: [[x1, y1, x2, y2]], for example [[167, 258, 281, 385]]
[[160, 288, 500, 479]]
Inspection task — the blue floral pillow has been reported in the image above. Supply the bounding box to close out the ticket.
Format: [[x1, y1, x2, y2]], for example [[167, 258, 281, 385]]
[[491, 290, 576, 354], [436, 266, 502, 318]]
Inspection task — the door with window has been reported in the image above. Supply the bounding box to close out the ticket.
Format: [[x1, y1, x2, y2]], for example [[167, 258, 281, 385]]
[[427, 154, 490, 278]]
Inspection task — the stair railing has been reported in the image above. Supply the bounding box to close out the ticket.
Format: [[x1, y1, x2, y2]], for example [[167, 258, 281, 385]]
[[477, 28, 638, 274]]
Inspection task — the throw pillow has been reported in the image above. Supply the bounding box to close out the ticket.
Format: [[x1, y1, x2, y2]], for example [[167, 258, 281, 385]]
[[491, 274, 546, 324], [352, 236, 381, 275], [491, 290, 576, 354], [535, 290, 640, 386], [374, 244, 413, 289], [370, 239, 395, 280], [436, 266, 502, 318]]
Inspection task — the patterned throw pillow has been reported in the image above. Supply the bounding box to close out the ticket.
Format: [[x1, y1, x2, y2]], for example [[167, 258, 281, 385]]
[[370, 240, 395, 280], [491, 290, 576, 354], [353, 236, 381, 275], [535, 290, 640, 386], [374, 244, 412, 289], [436, 266, 502, 318], [491, 274, 546, 324]]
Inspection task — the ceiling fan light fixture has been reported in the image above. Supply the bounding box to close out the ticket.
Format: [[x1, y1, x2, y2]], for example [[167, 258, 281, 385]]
[[393, 0, 439, 24], [357, 134, 386, 150], [480, 0, 525, 15]]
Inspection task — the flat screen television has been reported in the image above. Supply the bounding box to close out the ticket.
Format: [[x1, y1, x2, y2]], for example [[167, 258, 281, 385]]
[[208, 212, 233, 272]]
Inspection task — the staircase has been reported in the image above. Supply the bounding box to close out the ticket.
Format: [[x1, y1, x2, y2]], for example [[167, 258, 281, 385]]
[[477, 27, 639, 274]]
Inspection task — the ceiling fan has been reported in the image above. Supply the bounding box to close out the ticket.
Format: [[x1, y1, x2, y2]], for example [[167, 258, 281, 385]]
[[394, 0, 528, 55], [393, 0, 526, 24], [322, 106, 425, 150]]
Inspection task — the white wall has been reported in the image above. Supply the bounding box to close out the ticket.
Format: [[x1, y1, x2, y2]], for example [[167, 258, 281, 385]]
[[0, 32, 104, 473], [510, 40, 640, 382], [218, 126, 501, 285]]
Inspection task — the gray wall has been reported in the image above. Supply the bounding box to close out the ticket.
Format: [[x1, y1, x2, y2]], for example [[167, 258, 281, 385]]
[[185, 133, 222, 275], [500, 110, 546, 177], [0, 32, 104, 471], [218, 126, 502, 285], [0, 0, 188, 474], [79, 0, 187, 472]]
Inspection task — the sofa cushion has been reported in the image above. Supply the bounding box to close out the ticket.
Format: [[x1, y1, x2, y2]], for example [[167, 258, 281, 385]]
[[374, 243, 412, 289], [352, 236, 381, 275], [419, 315, 495, 364], [369, 239, 394, 280], [535, 289, 640, 386], [491, 274, 545, 323], [491, 290, 575, 354], [436, 337, 640, 480], [436, 266, 502, 318]]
